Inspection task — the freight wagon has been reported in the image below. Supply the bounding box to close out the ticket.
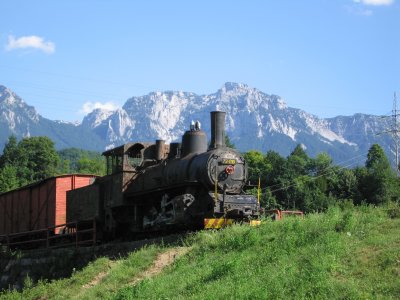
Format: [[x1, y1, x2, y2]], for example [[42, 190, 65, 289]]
[[0, 175, 97, 246]]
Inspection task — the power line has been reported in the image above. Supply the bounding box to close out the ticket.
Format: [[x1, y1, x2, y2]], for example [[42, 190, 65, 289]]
[[261, 95, 400, 195], [252, 150, 368, 195], [268, 154, 366, 194], [378, 92, 399, 174], [0, 64, 162, 91]]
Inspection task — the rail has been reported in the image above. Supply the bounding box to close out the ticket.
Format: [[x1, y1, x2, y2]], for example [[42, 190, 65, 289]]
[[0, 219, 96, 250]]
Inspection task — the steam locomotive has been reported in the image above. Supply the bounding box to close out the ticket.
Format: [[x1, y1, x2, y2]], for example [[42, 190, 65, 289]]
[[66, 111, 260, 237]]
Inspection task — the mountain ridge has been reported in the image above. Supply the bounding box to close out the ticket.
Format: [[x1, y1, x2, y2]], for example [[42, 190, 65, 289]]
[[0, 83, 392, 164]]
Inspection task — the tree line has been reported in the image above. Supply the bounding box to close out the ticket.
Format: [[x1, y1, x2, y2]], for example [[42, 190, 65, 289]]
[[1, 135, 399, 213], [0, 136, 105, 193], [244, 144, 400, 212]]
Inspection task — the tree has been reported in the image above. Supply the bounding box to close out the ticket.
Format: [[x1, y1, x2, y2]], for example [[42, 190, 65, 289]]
[[290, 144, 309, 161], [57, 159, 71, 174], [264, 151, 286, 178], [0, 136, 60, 187], [16, 137, 60, 184], [244, 150, 268, 184], [0, 135, 18, 168], [225, 135, 235, 148], [366, 144, 390, 170], [262, 151, 286, 206], [310, 152, 335, 195], [331, 168, 358, 201], [76, 156, 106, 176], [286, 144, 310, 176], [0, 165, 18, 193], [358, 144, 399, 205], [312, 152, 333, 176], [58, 148, 104, 174]]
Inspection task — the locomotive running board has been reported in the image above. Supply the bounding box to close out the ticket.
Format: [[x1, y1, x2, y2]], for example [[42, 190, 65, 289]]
[[204, 218, 261, 229]]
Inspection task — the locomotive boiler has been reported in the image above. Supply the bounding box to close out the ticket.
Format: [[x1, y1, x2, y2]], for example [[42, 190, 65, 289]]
[[67, 111, 259, 237]]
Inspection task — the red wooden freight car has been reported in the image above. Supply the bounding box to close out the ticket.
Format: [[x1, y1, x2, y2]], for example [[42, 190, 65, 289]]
[[0, 174, 97, 236]]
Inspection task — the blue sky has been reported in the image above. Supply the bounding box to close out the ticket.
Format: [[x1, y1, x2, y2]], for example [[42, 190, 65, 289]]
[[0, 0, 398, 122]]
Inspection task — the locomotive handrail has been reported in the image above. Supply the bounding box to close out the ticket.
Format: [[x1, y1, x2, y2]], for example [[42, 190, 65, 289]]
[[2, 220, 88, 237]]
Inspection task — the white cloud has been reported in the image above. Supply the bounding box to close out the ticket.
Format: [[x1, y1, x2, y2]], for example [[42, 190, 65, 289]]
[[5, 35, 55, 54], [360, 9, 373, 15], [355, 7, 374, 15], [348, 0, 393, 15], [80, 101, 120, 114], [353, 0, 394, 5]]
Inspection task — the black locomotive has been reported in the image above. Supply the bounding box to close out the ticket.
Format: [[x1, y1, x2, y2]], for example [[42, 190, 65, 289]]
[[66, 111, 259, 237]]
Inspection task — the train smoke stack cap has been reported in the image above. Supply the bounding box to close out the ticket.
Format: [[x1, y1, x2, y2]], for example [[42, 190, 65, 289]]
[[209, 111, 226, 149]]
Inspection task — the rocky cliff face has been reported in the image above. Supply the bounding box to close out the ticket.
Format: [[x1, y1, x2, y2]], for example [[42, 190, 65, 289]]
[[0, 83, 392, 164], [0, 85, 106, 151], [82, 82, 391, 162]]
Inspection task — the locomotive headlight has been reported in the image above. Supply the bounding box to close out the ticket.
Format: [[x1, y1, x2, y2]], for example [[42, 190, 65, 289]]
[[225, 165, 235, 174]]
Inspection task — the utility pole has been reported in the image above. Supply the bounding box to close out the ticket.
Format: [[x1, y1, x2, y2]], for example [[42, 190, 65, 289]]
[[376, 92, 400, 174]]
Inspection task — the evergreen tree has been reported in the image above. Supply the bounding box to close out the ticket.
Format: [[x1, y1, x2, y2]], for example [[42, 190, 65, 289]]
[[0, 135, 18, 168], [359, 144, 399, 205], [366, 144, 390, 170], [225, 135, 235, 148], [286, 144, 310, 176]]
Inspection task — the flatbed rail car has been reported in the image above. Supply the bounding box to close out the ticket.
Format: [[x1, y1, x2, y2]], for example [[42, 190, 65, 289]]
[[0, 174, 97, 243]]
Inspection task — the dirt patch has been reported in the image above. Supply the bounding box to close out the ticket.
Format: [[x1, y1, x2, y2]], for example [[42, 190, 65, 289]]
[[129, 247, 190, 285], [82, 261, 118, 289]]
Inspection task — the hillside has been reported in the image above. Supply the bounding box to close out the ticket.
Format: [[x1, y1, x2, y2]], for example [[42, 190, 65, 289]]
[[1, 204, 399, 299]]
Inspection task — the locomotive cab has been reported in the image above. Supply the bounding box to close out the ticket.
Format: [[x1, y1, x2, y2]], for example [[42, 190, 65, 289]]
[[104, 142, 164, 175], [100, 142, 170, 234]]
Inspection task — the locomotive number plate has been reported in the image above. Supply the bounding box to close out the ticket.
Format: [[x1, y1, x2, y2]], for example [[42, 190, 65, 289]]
[[222, 159, 237, 165]]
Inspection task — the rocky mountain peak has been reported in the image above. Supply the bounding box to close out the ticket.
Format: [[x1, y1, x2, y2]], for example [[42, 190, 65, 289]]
[[81, 108, 115, 129], [0, 85, 39, 124], [0, 83, 392, 164], [220, 82, 249, 93], [0, 85, 22, 106]]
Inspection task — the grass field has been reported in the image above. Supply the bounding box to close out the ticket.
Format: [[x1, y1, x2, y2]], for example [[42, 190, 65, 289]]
[[1, 203, 399, 299]]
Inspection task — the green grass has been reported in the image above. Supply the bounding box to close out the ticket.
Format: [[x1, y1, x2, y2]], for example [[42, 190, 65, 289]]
[[1, 204, 399, 299], [0, 245, 160, 300], [114, 205, 400, 300]]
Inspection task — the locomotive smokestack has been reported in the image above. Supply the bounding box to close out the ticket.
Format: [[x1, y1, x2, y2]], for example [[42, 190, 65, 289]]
[[155, 140, 165, 160], [209, 111, 226, 149]]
